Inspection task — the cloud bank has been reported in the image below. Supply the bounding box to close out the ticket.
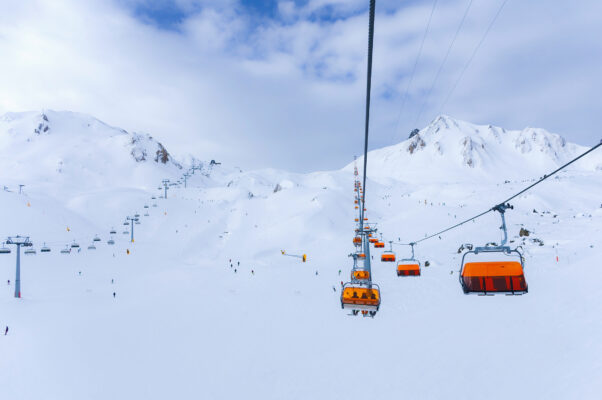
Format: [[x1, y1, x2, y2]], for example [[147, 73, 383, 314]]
[[0, 0, 600, 171]]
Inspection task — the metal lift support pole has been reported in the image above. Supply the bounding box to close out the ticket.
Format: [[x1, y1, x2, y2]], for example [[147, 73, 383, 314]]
[[15, 243, 21, 298], [130, 218, 134, 243], [7, 236, 31, 298], [162, 179, 170, 199]]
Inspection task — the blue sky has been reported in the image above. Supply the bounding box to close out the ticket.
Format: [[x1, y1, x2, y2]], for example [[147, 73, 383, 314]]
[[0, 0, 601, 171], [131, 0, 282, 29], [129, 0, 370, 30]]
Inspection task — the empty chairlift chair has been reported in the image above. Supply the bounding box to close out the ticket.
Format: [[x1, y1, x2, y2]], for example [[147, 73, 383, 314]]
[[107, 238, 115, 245], [88, 243, 96, 250], [381, 242, 396, 262], [110, 228, 117, 235], [24, 247, 36, 255], [459, 204, 528, 295], [41, 243, 51, 253], [0, 243, 11, 254], [93, 235, 101, 242], [71, 241, 80, 249], [61, 246, 71, 254], [397, 243, 421, 276]]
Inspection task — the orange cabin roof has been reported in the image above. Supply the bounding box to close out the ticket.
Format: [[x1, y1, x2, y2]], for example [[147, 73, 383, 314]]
[[353, 270, 370, 280], [357, 253, 366, 259], [342, 287, 380, 306], [374, 242, 384, 248], [369, 238, 377, 243], [354, 218, 359, 222], [353, 237, 362, 245], [381, 253, 396, 262]]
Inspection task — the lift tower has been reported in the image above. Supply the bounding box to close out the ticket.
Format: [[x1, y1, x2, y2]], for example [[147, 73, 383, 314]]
[[6, 235, 32, 298]]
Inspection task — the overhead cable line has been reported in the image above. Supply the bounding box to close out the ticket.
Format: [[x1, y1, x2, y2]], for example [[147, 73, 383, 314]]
[[359, 0, 376, 231], [393, 0, 438, 138], [439, 0, 510, 114], [414, 0, 474, 126], [410, 140, 602, 245]]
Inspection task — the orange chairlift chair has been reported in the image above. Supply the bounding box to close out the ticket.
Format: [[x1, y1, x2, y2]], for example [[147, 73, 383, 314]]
[[374, 232, 385, 248], [341, 253, 380, 317], [381, 241, 396, 262], [459, 203, 528, 295], [397, 242, 421, 276], [349, 253, 371, 282], [341, 283, 380, 317]]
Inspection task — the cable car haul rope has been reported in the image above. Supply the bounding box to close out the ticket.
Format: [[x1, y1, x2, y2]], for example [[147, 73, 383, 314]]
[[341, 0, 381, 318]]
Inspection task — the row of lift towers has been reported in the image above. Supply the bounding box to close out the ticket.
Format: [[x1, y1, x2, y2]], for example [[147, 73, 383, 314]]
[[1, 163, 204, 299]]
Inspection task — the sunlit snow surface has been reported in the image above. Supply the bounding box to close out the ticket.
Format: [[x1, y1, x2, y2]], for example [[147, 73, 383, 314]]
[[1, 112, 601, 399]]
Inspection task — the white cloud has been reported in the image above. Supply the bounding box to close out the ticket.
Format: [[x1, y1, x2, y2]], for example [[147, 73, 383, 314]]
[[0, 0, 600, 172]]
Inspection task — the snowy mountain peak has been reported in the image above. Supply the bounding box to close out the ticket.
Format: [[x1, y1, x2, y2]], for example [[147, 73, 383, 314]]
[[349, 115, 600, 183], [0, 110, 183, 193]]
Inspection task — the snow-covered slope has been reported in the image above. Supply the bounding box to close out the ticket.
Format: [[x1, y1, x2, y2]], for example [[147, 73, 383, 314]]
[[0, 110, 183, 194], [348, 115, 602, 184], [1, 112, 601, 400]]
